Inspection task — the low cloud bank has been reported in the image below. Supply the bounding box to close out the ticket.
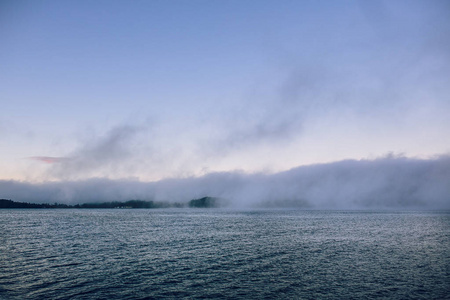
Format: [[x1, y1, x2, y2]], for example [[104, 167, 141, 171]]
[[1, 156, 449, 209]]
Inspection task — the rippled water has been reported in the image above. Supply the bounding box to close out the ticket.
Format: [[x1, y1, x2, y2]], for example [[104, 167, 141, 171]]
[[1, 209, 449, 299]]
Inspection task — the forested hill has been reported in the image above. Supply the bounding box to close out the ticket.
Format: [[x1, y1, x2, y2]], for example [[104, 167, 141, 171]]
[[0, 197, 220, 209], [0, 199, 173, 209], [0, 199, 72, 208]]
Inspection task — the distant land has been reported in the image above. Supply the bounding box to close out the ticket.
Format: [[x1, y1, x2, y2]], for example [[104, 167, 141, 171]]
[[0, 197, 220, 209]]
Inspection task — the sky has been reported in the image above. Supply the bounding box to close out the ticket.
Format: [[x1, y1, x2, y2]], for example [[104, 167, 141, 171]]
[[1, 1, 450, 207]]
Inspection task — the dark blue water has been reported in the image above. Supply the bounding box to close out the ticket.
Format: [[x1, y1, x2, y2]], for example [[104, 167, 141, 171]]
[[1, 209, 449, 299]]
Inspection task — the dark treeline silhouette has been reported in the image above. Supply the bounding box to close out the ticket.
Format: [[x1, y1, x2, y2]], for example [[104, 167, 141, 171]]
[[0, 199, 71, 208], [188, 197, 220, 208], [0, 198, 221, 209], [73, 200, 183, 209]]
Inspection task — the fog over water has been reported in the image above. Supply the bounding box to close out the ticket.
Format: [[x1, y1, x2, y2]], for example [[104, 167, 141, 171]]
[[1, 155, 449, 210]]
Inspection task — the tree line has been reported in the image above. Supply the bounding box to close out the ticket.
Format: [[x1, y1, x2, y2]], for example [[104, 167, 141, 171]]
[[0, 197, 220, 209]]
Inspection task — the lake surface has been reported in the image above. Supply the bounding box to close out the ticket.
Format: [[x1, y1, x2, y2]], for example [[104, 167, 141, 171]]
[[1, 209, 449, 299]]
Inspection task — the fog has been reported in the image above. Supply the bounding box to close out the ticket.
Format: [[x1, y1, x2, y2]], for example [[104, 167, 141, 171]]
[[46, 125, 145, 180], [1, 155, 449, 210]]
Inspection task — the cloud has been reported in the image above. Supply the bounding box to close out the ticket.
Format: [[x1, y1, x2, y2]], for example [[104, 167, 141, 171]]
[[216, 118, 301, 153], [29, 156, 69, 164], [204, 68, 318, 155], [2, 155, 449, 210], [47, 125, 145, 180]]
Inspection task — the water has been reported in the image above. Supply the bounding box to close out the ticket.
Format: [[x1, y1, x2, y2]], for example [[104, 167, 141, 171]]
[[1, 209, 449, 299]]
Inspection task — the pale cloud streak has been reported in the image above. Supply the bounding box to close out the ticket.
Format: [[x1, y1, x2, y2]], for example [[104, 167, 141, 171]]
[[29, 156, 69, 164]]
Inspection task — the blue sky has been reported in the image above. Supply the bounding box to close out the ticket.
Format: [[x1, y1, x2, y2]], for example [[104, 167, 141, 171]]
[[1, 0, 449, 182]]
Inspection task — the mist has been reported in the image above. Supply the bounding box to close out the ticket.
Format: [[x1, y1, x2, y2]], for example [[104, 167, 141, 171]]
[[46, 125, 145, 180], [2, 155, 449, 210]]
